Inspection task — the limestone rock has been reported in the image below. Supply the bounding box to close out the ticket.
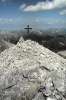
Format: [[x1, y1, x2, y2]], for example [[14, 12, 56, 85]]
[[18, 37, 24, 43], [58, 50, 66, 58], [47, 96, 57, 100], [32, 93, 45, 100], [0, 39, 66, 100]]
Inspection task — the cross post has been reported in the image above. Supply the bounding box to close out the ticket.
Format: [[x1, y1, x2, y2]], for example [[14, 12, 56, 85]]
[[24, 25, 32, 34]]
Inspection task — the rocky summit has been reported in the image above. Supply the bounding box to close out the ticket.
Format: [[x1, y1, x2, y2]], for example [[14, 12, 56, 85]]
[[0, 38, 66, 100]]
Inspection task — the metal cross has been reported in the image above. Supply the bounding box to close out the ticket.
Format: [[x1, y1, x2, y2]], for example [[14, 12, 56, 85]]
[[24, 25, 32, 34]]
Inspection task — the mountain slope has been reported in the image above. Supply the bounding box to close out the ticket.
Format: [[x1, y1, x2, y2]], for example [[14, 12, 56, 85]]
[[0, 39, 66, 100]]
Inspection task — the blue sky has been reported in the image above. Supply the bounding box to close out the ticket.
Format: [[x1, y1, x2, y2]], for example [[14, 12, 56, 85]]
[[0, 0, 66, 30]]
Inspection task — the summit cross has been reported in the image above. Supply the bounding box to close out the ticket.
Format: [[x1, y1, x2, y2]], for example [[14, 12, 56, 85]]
[[24, 25, 32, 34]]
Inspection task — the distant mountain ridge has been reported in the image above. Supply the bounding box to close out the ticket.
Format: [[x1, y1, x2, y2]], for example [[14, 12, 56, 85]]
[[0, 39, 14, 53]]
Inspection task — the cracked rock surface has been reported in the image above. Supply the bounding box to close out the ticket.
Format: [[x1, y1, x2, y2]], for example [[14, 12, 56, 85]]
[[0, 38, 66, 100]]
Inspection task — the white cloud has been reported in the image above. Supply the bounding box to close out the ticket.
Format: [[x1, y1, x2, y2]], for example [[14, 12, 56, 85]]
[[60, 9, 66, 15], [20, 0, 66, 12]]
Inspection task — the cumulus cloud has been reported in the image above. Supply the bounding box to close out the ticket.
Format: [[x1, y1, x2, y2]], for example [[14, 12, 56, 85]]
[[60, 9, 66, 15], [20, 0, 66, 12]]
